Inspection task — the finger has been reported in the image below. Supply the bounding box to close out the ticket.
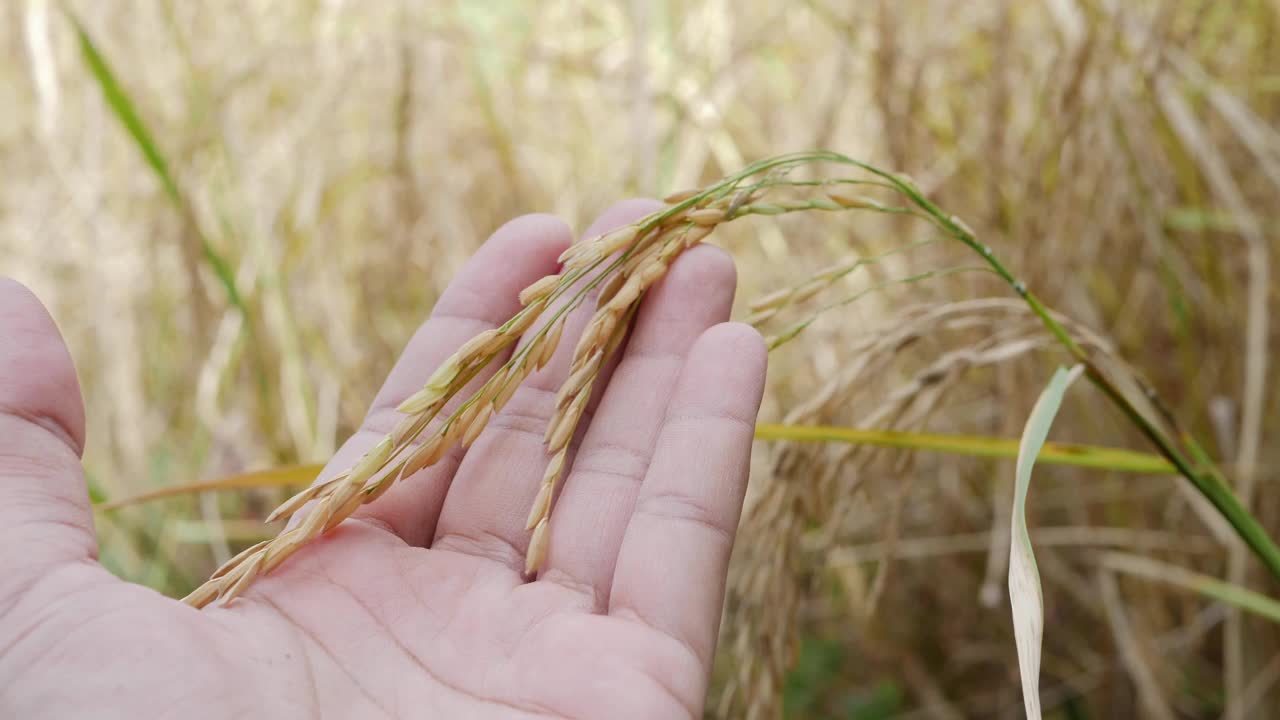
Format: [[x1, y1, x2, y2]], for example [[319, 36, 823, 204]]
[[331, 214, 572, 546], [0, 278, 95, 585], [538, 244, 736, 608], [431, 199, 662, 570], [608, 323, 766, 674]]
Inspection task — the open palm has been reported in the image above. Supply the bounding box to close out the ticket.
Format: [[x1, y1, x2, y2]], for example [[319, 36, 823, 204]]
[[0, 200, 767, 719]]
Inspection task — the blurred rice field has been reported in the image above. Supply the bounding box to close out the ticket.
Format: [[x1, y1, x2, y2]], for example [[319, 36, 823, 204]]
[[3, 1, 1280, 717]]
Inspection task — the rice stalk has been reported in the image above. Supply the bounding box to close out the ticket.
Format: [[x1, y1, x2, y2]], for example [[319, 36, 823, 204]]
[[180, 152, 1280, 637]]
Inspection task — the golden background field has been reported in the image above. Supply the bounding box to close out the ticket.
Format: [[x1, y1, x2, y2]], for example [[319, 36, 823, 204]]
[[3, 1, 1278, 717]]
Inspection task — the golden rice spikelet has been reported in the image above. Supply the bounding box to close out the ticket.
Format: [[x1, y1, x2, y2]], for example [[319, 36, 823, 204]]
[[396, 355, 462, 414], [605, 275, 644, 312], [264, 481, 330, 524], [518, 274, 561, 306], [260, 528, 309, 574], [390, 414, 423, 447], [662, 188, 700, 203], [526, 449, 567, 530], [556, 350, 604, 408], [546, 388, 590, 453], [560, 225, 641, 269], [525, 481, 554, 531], [688, 208, 726, 226], [504, 302, 545, 335], [348, 437, 393, 486], [325, 482, 369, 532], [534, 321, 564, 370], [682, 223, 715, 247], [595, 225, 641, 256], [572, 309, 619, 360], [209, 540, 270, 580], [402, 433, 449, 476], [596, 272, 626, 309], [454, 328, 505, 360], [220, 551, 266, 605], [525, 518, 551, 575], [181, 581, 220, 609], [460, 403, 494, 447], [493, 364, 527, 410], [825, 188, 878, 209]]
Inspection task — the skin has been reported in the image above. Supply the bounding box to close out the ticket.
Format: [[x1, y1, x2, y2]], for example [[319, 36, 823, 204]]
[[0, 200, 768, 719]]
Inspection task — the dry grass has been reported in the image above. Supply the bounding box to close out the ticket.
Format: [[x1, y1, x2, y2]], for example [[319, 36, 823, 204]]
[[4, 0, 1280, 717]]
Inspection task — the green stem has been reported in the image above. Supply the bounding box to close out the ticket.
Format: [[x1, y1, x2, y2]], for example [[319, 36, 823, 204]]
[[804, 150, 1280, 580]]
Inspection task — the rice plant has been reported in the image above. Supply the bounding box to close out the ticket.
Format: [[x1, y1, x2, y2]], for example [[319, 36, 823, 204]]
[[7, 1, 1279, 717]]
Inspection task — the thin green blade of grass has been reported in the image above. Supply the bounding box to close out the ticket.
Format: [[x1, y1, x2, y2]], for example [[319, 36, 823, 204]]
[[1101, 552, 1280, 624], [754, 424, 1174, 474], [1009, 364, 1085, 720], [69, 16, 179, 203], [95, 422, 1171, 511], [67, 12, 244, 312]]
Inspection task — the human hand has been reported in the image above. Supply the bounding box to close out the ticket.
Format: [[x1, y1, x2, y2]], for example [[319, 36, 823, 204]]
[[0, 200, 767, 719]]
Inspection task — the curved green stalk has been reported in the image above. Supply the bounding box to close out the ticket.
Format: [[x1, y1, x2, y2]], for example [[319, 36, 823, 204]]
[[793, 149, 1280, 580]]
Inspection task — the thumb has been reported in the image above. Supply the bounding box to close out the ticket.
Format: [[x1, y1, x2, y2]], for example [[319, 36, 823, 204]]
[[0, 278, 96, 586]]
